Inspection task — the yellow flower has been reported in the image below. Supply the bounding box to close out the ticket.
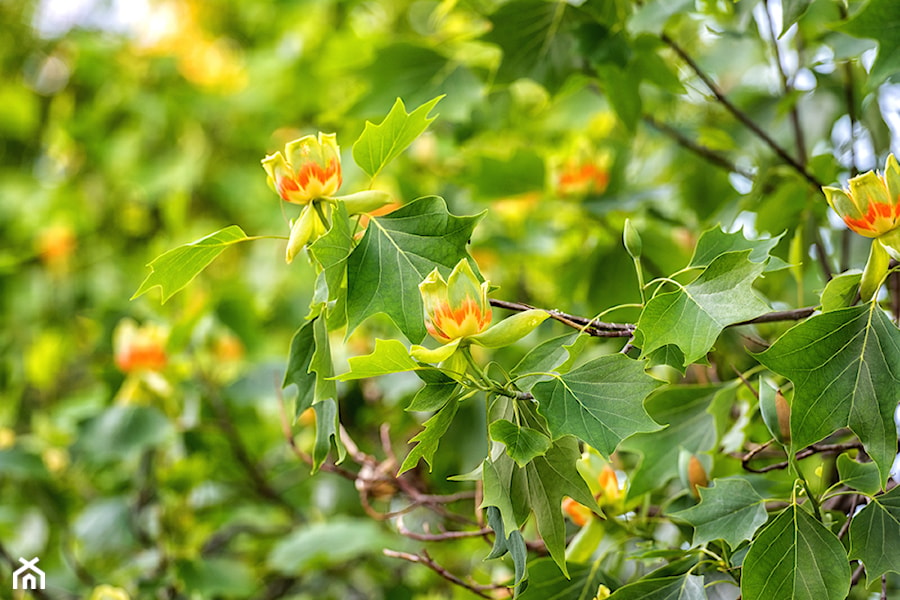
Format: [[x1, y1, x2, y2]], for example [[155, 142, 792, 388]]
[[261, 133, 342, 204], [113, 319, 168, 373], [89, 585, 130, 600], [824, 154, 900, 239], [419, 260, 492, 344]]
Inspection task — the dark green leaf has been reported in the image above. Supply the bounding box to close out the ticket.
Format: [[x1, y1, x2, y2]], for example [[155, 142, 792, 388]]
[[517, 557, 616, 600], [489, 419, 552, 467], [840, 0, 900, 86], [407, 369, 459, 412], [742, 504, 850, 600], [346, 196, 484, 342], [283, 319, 317, 417], [671, 478, 767, 549], [78, 405, 172, 462], [621, 385, 719, 500], [608, 574, 707, 600], [688, 227, 787, 271], [782, 0, 812, 34], [523, 436, 598, 576], [836, 453, 881, 495], [532, 354, 662, 457], [510, 333, 577, 391], [132, 226, 248, 303], [637, 250, 771, 366], [309, 201, 353, 301], [756, 303, 900, 484], [849, 485, 900, 584]]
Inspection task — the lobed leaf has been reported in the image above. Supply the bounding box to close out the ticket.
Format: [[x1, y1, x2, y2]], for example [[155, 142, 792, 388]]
[[671, 478, 767, 549]]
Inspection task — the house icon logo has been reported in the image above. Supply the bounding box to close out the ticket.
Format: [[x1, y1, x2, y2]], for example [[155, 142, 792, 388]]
[[12, 557, 45, 590]]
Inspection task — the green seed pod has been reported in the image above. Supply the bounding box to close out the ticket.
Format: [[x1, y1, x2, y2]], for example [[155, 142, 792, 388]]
[[623, 218, 642, 260]]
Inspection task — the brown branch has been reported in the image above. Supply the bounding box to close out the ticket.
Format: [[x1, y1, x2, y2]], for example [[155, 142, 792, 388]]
[[661, 32, 824, 190], [383, 549, 506, 599], [643, 115, 755, 180], [742, 441, 863, 473]]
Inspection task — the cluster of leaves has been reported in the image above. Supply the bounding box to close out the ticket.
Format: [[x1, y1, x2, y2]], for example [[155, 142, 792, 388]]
[[4, 0, 900, 598]]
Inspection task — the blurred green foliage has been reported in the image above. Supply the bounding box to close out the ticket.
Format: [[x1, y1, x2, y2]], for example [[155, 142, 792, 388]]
[[1, 0, 899, 597]]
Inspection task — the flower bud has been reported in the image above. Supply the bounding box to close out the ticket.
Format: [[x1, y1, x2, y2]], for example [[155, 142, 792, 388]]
[[687, 455, 708, 498], [261, 132, 342, 204], [562, 497, 591, 527], [114, 319, 168, 373], [285, 204, 319, 264], [338, 190, 393, 215], [623, 218, 642, 260]]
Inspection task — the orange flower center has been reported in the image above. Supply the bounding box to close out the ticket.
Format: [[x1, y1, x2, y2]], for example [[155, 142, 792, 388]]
[[426, 298, 491, 343], [843, 200, 900, 236]]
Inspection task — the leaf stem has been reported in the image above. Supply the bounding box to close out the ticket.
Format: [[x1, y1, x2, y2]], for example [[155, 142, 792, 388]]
[[789, 454, 822, 521]]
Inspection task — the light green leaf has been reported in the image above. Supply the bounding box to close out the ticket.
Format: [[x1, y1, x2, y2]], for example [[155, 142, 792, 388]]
[[621, 385, 720, 500], [132, 225, 248, 303], [523, 436, 599, 577], [469, 309, 549, 348], [77, 405, 172, 462], [399, 398, 459, 473], [781, 0, 812, 34], [346, 196, 484, 342], [532, 354, 663, 457], [688, 227, 787, 271], [836, 453, 881, 495], [628, 0, 693, 34], [820, 271, 861, 312], [637, 250, 771, 366], [489, 419, 552, 467], [335, 339, 418, 381], [268, 518, 392, 572], [352, 96, 443, 179], [671, 478, 768, 549], [755, 303, 900, 484], [517, 557, 616, 600], [741, 504, 850, 600], [840, 0, 900, 86], [607, 574, 707, 600], [848, 485, 900, 584], [309, 201, 353, 301], [510, 333, 578, 391]]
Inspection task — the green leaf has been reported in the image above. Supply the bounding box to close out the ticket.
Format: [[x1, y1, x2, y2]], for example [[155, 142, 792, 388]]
[[399, 398, 460, 473], [309, 201, 354, 301], [484, 507, 528, 585], [335, 339, 418, 381], [836, 453, 881, 495], [407, 369, 459, 412], [132, 225, 248, 303], [755, 303, 900, 484], [620, 385, 720, 500], [517, 557, 616, 600], [637, 250, 771, 366], [688, 227, 787, 271], [670, 478, 768, 549], [820, 271, 861, 312], [346, 196, 484, 342], [741, 504, 850, 600], [532, 354, 663, 457], [848, 485, 900, 584], [481, 456, 527, 537], [352, 96, 443, 179], [840, 0, 900, 86], [781, 0, 812, 34], [628, 0, 693, 34], [483, 0, 584, 93], [607, 574, 707, 600], [268, 518, 393, 572], [489, 419, 552, 467], [523, 436, 598, 576], [78, 405, 172, 462], [511, 333, 578, 391], [283, 319, 317, 417]]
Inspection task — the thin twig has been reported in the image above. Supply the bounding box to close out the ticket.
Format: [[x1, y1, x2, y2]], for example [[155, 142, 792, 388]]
[[661, 33, 824, 190], [742, 441, 863, 473], [383, 549, 503, 599], [643, 115, 755, 179], [762, 0, 807, 166]]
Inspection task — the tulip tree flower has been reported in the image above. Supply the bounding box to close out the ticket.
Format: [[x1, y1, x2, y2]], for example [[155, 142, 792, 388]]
[[824, 154, 900, 299], [410, 259, 549, 369], [261, 132, 342, 205], [262, 133, 394, 263]]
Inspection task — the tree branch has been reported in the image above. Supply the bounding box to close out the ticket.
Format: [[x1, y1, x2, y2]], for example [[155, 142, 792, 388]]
[[643, 115, 755, 180], [741, 440, 862, 473], [383, 549, 505, 599], [661, 32, 823, 190]]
